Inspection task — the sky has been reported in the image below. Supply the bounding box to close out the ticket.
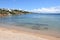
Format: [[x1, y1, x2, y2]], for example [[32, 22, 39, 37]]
[[0, 0, 60, 13]]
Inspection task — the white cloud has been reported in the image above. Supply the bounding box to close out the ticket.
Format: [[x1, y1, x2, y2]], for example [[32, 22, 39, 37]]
[[30, 6, 60, 13]]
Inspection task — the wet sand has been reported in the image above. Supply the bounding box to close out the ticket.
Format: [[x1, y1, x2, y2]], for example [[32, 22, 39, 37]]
[[0, 25, 60, 40]]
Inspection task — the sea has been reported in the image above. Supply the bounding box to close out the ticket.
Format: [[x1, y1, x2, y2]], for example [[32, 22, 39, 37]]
[[0, 13, 60, 37]]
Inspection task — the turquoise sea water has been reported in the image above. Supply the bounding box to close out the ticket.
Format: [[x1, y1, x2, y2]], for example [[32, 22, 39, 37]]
[[0, 13, 60, 37]]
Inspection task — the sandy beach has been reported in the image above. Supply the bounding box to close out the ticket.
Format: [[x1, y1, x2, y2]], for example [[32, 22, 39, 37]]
[[0, 27, 48, 40], [0, 25, 60, 40]]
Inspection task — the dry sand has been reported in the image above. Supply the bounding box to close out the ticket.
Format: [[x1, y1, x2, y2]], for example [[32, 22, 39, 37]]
[[0, 26, 60, 40]]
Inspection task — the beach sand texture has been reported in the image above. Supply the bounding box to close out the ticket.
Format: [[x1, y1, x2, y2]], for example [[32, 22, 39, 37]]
[[0, 26, 60, 40], [0, 27, 49, 40]]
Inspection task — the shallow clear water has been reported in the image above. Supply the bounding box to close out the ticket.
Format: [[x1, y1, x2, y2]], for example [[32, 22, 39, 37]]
[[0, 13, 60, 34]]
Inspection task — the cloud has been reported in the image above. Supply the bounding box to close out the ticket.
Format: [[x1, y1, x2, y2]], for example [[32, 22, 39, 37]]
[[30, 6, 60, 13]]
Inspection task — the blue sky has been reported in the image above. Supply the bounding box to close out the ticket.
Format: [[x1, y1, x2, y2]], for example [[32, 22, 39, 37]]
[[0, 0, 60, 13]]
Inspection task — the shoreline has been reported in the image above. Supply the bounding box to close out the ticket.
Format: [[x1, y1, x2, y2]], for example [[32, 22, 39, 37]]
[[0, 24, 60, 40]]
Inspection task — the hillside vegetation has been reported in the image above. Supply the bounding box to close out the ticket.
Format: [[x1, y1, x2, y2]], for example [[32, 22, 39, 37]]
[[0, 8, 31, 16]]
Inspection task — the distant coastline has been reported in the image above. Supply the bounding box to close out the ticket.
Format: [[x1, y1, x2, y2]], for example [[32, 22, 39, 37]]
[[32, 12, 60, 15], [0, 8, 31, 17]]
